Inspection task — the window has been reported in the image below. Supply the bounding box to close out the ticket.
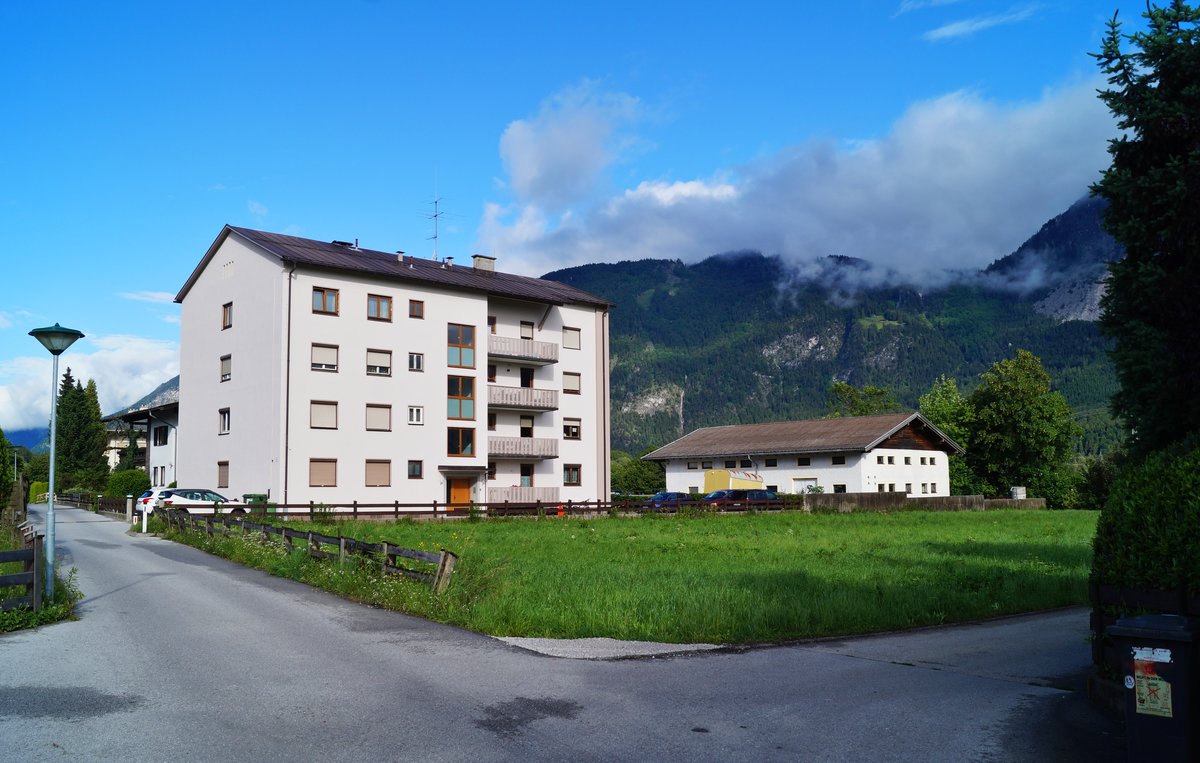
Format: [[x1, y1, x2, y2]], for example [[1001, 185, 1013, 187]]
[[701, 461, 713, 469], [366, 349, 392, 376], [931, 482, 938, 493], [217, 461, 229, 489], [218, 408, 230, 435], [920, 456, 927, 465], [448, 427, 474, 456], [408, 406, 424, 425], [448, 324, 475, 368], [520, 367, 534, 388], [520, 321, 534, 340], [766, 485, 778, 492], [905, 483, 912, 494], [765, 458, 777, 468], [904, 457, 911, 465], [798, 457, 811, 467], [447, 376, 475, 420], [832, 455, 846, 465], [408, 460, 423, 479], [563, 464, 582, 486], [487, 462, 496, 480], [889, 483, 896, 492], [488, 412, 497, 431], [724, 460, 736, 469], [921, 483, 928, 494], [365, 404, 391, 431], [887, 456, 895, 465], [519, 463, 534, 487], [930, 457, 937, 466], [221, 302, 233, 329], [740, 459, 752, 468], [368, 294, 392, 321], [365, 460, 391, 487], [878, 484, 886, 493], [309, 459, 337, 487], [687, 462, 698, 470], [487, 364, 497, 382], [311, 344, 338, 372], [833, 484, 847, 493], [519, 415, 534, 438], [487, 315, 496, 334], [562, 327, 581, 350], [408, 352, 424, 372], [877, 455, 884, 464], [310, 401, 337, 429], [409, 299, 424, 319], [153, 426, 169, 447], [313, 287, 339, 315], [563, 418, 581, 440], [563, 372, 581, 394], [220, 355, 231, 382]]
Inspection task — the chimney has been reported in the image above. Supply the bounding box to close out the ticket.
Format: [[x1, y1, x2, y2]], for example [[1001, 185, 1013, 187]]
[[472, 254, 496, 272]]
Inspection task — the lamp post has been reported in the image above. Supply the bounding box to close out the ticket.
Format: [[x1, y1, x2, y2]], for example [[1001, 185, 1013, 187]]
[[29, 323, 84, 599]]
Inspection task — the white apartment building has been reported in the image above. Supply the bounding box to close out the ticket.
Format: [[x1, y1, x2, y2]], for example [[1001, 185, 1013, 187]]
[[643, 413, 962, 496], [175, 225, 612, 509]]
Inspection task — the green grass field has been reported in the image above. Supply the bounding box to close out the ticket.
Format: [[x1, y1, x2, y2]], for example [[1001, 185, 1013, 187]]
[[169, 509, 1099, 644]]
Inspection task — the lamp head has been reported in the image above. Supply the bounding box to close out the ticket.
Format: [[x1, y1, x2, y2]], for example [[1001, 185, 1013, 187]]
[[29, 323, 85, 355]]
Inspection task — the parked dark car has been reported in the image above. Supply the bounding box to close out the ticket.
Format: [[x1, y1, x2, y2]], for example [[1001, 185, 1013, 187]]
[[646, 491, 697, 509], [701, 489, 750, 508], [745, 489, 779, 502]]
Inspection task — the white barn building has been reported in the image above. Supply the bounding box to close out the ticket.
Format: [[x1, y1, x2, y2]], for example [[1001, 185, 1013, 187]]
[[175, 225, 612, 508], [643, 413, 962, 496]]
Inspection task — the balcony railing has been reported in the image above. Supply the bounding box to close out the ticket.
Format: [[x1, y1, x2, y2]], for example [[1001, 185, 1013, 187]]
[[488, 385, 559, 411], [488, 436, 558, 460], [487, 486, 561, 505], [488, 335, 559, 365]]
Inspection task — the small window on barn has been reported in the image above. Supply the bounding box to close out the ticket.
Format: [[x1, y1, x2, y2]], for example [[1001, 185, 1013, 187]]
[[904, 456, 911, 465], [833, 484, 847, 493], [687, 462, 698, 470], [832, 455, 846, 465], [798, 457, 811, 467], [877, 455, 884, 464], [724, 460, 736, 469], [765, 458, 777, 468]]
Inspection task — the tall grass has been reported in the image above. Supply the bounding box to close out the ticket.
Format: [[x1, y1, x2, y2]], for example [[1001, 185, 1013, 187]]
[[173, 509, 1098, 643]]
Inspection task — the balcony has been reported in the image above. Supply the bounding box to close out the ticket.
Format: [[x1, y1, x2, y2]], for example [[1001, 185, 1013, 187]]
[[488, 385, 559, 411], [488, 335, 558, 365], [487, 486, 561, 505], [488, 436, 558, 460]]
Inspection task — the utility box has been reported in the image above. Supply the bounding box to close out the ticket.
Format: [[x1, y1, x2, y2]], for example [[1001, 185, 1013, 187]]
[[1107, 614, 1199, 761]]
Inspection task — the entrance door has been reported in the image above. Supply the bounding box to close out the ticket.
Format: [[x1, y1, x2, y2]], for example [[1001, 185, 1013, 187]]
[[449, 478, 472, 507]]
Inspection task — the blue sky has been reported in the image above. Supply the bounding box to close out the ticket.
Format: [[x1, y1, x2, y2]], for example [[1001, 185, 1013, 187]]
[[1, 1, 1142, 431]]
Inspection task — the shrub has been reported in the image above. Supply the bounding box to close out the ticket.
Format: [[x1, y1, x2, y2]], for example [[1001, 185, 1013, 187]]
[[1091, 444, 1200, 593], [29, 481, 49, 500], [107, 469, 150, 499]]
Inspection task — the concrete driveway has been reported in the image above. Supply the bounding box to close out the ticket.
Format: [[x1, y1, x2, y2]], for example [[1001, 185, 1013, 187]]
[[0, 505, 1122, 761]]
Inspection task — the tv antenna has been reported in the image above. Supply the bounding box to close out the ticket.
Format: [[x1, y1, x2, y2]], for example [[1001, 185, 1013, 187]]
[[426, 197, 445, 261]]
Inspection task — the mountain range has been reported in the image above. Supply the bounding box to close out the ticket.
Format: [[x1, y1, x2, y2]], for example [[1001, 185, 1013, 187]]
[[546, 196, 1122, 456]]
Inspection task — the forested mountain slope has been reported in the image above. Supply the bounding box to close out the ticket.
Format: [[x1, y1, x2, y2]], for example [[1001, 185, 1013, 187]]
[[547, 197, 1121, 455]]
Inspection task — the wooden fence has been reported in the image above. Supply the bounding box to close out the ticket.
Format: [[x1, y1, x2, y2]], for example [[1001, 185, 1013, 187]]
[[1089, 581, 1200, 675], [1, 522, 43, 613], [159, 510, 457, 593]]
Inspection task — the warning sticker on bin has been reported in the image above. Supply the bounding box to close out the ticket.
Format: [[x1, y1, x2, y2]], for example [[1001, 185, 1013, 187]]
[[1133, 660, 1173, 718], [1131, 646, 1172, 663]]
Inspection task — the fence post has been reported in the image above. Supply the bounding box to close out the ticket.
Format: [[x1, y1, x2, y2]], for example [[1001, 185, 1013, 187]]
[[380, 541, 389, 575], [394, 500, 399, 519], [126, 495, 133, 522], [31, 534, 43, 612], [432, 500, 438, 519], [307, 531, 316, 558], [339, 536, 346, 565], [433, 550, 457, 594], [353, 500, 358, 519]]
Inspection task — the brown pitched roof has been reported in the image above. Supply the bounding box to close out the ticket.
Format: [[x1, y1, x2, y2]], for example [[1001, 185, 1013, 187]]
[[642, 413, 963, 460], [175, 225, 613, 308]]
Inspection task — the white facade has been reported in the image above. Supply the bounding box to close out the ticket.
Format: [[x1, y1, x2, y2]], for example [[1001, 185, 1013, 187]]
[[177, 228, 611, 509], [661, 447, 952, 496]]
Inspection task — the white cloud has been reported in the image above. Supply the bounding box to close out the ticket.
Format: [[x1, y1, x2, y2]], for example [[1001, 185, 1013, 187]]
[[478, 79, 1115, 281], [895, 0, 963, 15], [118, 291, 176, 304], [248, 200, 269, 221], [499, 80, 642, 211], [0, 335, 178, 431], [923, 6, 1037, 41]]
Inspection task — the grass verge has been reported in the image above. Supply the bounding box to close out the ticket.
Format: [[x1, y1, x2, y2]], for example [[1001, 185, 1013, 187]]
[[157, 509, 1098, 644], [0, 524, 83, 634]]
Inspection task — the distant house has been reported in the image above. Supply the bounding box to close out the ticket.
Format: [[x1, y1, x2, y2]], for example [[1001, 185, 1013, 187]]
[[642, 412, 962, 496], [106, 376, 180, 488]]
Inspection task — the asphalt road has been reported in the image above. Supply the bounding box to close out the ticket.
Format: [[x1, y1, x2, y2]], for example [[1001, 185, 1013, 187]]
[[1, 505, 1123, 761]]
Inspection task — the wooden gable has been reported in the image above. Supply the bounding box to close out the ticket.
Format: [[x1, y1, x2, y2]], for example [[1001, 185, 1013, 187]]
[[878, 422, 947, 452]]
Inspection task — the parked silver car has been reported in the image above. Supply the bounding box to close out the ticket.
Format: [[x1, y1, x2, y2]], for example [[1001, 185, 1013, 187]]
[[154, 488, 236, 515]]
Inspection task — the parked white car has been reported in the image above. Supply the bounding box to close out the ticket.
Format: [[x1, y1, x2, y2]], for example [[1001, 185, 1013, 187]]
[[154, 489, 236, 515], [134, 487, 173, 516]]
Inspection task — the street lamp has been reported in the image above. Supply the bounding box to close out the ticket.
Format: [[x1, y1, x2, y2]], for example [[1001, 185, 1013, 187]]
[[29, 322, 84, 599]]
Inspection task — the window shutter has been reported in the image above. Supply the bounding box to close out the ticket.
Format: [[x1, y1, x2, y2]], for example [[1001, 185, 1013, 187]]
[[312, 345, 338, 369], [366, 350, 391, 373], [365, 460, 390, 487], [365, 405, 391, 431], [310, 401, 337, 429], [309, 459, 336, 487]]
